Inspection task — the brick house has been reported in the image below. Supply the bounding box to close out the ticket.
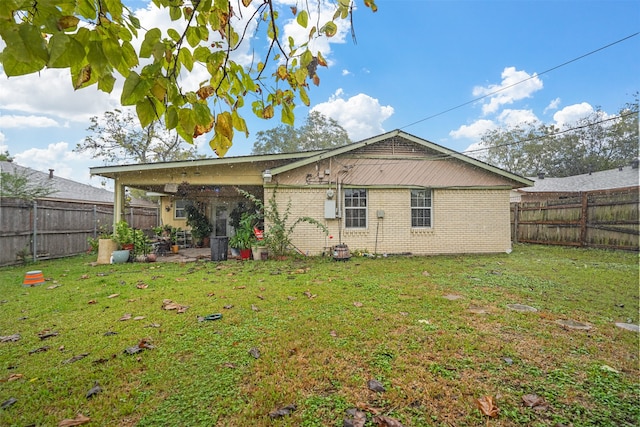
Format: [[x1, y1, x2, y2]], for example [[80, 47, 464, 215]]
[[90, 130, 532, 255]]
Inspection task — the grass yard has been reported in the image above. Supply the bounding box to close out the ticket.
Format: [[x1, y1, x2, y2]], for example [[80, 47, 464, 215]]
[[0, 244, 638, 426]]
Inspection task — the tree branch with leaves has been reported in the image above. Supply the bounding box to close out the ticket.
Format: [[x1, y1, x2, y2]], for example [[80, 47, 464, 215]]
[[0, 0, 377, 156]]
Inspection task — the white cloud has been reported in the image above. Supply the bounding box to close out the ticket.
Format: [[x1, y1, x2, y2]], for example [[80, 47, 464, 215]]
[[0, 115, 60, 129], [449, 119, 497, 140], [311, 90, 394, 141], [13, 142, 97, 184], [553, 102, 594, 128], [473, 67, 543, 115], [544, 97, 561, 114], [342, 69, 351, 76], [496, 109, 539, 127], [0, 69, 119, 123]]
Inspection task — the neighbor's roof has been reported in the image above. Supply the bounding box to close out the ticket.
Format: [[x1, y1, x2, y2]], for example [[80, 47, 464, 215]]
[[0, 161, 153, 206], [520, 166, 639, 193]]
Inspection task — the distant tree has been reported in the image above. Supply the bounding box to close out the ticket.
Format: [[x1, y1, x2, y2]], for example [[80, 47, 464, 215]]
[[0, 168, 55, 201], [477, 96, 639, 177], [0, 151, 12, 161], [252, 111, 351, 154], [75, 109, 201, 165]]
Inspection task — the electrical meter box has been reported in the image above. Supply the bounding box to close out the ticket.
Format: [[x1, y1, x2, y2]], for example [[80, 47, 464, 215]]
[[324, 200, 336, 219]]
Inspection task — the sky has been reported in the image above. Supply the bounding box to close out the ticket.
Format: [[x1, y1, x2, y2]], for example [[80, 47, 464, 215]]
[[0, 0, 638, 189]]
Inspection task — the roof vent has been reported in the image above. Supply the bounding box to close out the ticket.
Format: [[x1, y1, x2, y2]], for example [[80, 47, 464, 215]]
[[632, 158, 639, 169], [49, 169, 54, 179], [537, 172, 545, 179]]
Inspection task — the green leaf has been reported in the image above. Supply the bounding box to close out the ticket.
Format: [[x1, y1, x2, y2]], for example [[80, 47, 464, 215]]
[[281, 103, 294, 126], [140, 28, 161, 58], [167, 28, 181, 42], [185, 26, 202, 47], [232, 110, 249, 137], [296, 10, 308, 28], [166, 106, 179, 129], [47, 33, 85, 68], [320, 21, 337, 37], [103, 0, 123, 20], [121, 71, 152, 105], [77, 0, 97, 19], [299, 86, 310, 107], [136, 98, 157, 128], [97, 72, 116, 93], [178, 47, 194, 71], [169, 6, 182, 21], [210, 132, 232, 157]]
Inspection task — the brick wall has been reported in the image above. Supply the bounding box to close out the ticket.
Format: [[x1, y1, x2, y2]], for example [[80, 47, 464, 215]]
[[267, 187, 513, 256]]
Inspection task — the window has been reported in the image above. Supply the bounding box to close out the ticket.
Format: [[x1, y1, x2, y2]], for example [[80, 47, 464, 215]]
[[175, 199, 188, 219], [344, 188, 367, 228], [411, 189, 432, 228]]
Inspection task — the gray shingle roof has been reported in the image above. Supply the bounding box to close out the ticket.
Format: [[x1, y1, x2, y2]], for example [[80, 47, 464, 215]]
[[0, 161, 153, 206], [521, 166, 639, 193]]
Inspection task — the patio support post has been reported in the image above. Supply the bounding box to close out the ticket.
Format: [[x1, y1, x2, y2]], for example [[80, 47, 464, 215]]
[[114, 176, 125, 229]]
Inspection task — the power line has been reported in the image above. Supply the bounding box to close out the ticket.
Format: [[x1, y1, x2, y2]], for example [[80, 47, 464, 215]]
[[400, 32, 640, 130]]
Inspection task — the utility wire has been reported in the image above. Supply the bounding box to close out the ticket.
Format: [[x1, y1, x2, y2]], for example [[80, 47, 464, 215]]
[[400, 32, 640, 130]]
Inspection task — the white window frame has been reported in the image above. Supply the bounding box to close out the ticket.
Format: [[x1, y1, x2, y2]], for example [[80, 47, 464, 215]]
[[411, 189, 432, 228], [174, 199, 188, 219], [344, 188, 367, 229]]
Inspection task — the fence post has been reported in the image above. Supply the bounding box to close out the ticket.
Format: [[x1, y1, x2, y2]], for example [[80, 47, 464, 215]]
[[33, 200, 38, 262], [513, 203, 519, 244], [93, 205, 97, 238], [580, 192, 588, 246]]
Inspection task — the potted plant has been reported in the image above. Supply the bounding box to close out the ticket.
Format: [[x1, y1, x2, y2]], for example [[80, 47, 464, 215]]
[[228, 213, 255, 260], [185, 204, 213, 248]]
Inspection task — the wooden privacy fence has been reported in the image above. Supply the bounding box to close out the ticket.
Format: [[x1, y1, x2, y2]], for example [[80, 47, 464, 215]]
[[0, 198, 158, 267], [511, 187, 639, 251]]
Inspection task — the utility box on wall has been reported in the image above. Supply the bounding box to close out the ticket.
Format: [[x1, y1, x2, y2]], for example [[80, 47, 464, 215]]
[[324, 200, 336, 219]]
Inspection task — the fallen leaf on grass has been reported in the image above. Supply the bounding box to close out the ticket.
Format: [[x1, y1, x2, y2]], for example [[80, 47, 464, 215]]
[[87, 300, 97, 304], [287, 296, 296, 301], [38, 330, 59, 340], [47, 284, 61, 290], [344, 408, 367, 427], [80, 274, 90, 279], [223, 304, 234, 309], [330, 330, 338, 337], [119, 313, 132, 321], [303, 290, 317, 299], [476, 395, 499, 418], [63, 353, 89, 364], [162, 299, 189, 313], [223, 362, 236, 369], [373, 415, 405, 427], [1, 397, 17, 409], [133, 316, 145, 321], [522, 394, 549, 411], [251, 304, 260, 312], [353, 301, 363, 307], [2, 374, 23, 382], [144, 323, 161, 328], [175, 277, 187, 282], [367, 379, 386, 392], [0, 334, 20, 342], [29, 346, 50, 355], [248, 347, 260, 359], [108, 294, 119, 299], [136, 284, 148, 289], [58, 413, 91, 426], [86, 382, 102, 399], [269, 404, 297, 419]]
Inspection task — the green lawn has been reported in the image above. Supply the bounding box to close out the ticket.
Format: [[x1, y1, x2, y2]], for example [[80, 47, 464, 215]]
[[0, 245, 638, 426]]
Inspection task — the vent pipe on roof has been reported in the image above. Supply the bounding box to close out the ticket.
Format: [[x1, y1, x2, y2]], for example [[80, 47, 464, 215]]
[[49, 169, 54, 179], [537, 172, 545, 179], [632, 158, 639, 169]]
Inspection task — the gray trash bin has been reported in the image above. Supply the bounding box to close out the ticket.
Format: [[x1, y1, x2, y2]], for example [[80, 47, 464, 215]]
[[211, 236, 228, 261]]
